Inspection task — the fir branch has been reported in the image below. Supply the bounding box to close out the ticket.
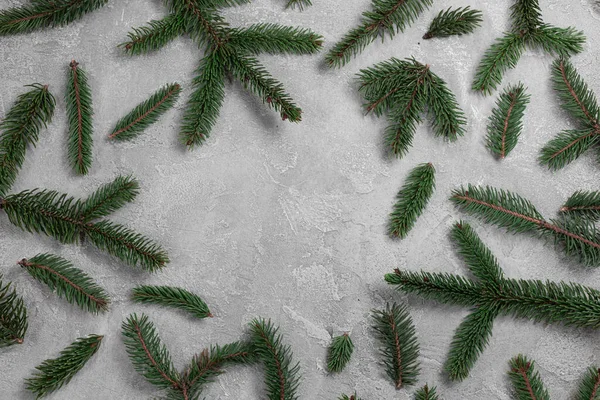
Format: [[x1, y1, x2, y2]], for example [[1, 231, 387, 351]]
[[79, 175, 139, 222], [510, 0, 543, 33], [371, 302, 420, 389], [531, 26, 585, 57], [0, 84, 55, 197], [120, 14, 186, 55], [0, 0, 108, 36], [388, 163, 435, 238], [227, 24, 323, 55], [508, 355, 550, 400], [561, 191, 600, 222], [0, 275, 27, 347], [415, 384, 439, 400], [285, 0, 312, 10], [339, 394, 361, 400], [19, 254, 109, 313], [539, 129, 600, 170], [327, 333, 354, 373], [249, 318, 301, 400], [325, 0, 433, 68], [66, 60, 93, 175], [426, 72, 467, 140], [132, 285, 212, 319], [25, 334, 103, 399], [423, 6, 482, 39], [164, 0, 229, 48], [109, 83, 181, 141], [577, 367, 600, 400], [472, 34, 526, 95], [486, 82, 530, 158]]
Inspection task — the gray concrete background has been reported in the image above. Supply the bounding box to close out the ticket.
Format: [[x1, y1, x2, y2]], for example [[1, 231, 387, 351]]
[[0, 0, 599, 399]]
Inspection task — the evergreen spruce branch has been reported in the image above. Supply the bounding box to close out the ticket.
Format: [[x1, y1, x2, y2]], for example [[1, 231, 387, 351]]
[[486, 82, 530, 158], [451, 185, 600, 267], [66, 60, 93, 175], [0, 84, 55, 197], [415, 384, 439, 400], [25, 334, 103, 399], [249, 318, 301, 400], [371, 302, 420, 389], [0, 275, 27, 347], [508, 355, 550, 400], [0, 0, 108, 36], [539, 129, 600, 170], [79, 175, 139, 222], [109, 83, 182, 141], [388, 163, 435, 238], [425, 72, 467, 140], [131, 285, 212, 319], [19, 254, 109, 313], [561, 191, 600, 222], [577, 367, 600, 400], [423, 6, 482, 39], [286, 0, 312, 10], [451, 222, 503, 283], [325, 0, 433, 68], [327, 333, 354, 373], [121, 14, 186, 55], [510, 0, 543, 33], [165, 0, 229, 48], [531, 26, 585, 57], [227, 24, 323, 55]]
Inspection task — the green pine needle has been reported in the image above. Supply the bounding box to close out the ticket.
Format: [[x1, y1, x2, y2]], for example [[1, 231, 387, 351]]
[[109, 83, 181, 141], [388, 163, 435, 238], [486, 82, 530, 158], [79, 175, 139, 222], [0, 275, 27, 347], [423, 7, 482, 39], [576, 366, 600, 400], [561, 191, 600, 222], [228, 24, 323, 55], [25, 334, 103, 399], [120, 14, 186, 55], [371, 302, 420, 389], [0, 84, 55, 197], [19, 254, 109, 314], [327, 333, 354, 373], [286, 0, 312, 10], [508, 355, 550, 400], [249, 318, 301, 400], [415, 384, 439, 400], [66, 60, 94, 175], [131, 285, 212, 319]]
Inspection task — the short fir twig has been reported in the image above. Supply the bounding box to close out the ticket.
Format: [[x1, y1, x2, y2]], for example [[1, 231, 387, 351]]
[[66, 60, 94, 175], [79, 175, 139, 222], [415, 384, 439, 400], [131, 285, 212, 319], [509, 355, 550, 400], [423, 7, 482, 39], [0, 275, 27, 347], [327, 333, 354, 373], [561, 191, 600, 222]]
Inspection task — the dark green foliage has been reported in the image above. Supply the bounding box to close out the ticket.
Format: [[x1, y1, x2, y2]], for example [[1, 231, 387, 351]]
[[415, 384, 439, 400], [339, 394, 361, 400], [473, 0, 584, 94], [358, 58, 466, 157], [423, 7, 482, 39], [286, 0, 312, 10], [131, 285, 212, 319], [0, 275, 27, 347], [325, 0, 433, 68], [120, 14, 186, 55], [451, 185, 600, 267], [486, 83, 530, 158], [19, 254, 109, 313], [576, 367, 600, 400], [66, 60, 94, 175], [388, 163, 435, 238], [0, 0, 108, 36], [508, 355, 550, 400], [109, 83, 181, 141], [79, 175, 139, 222], [228, 24, 323, 55], [561, 191, 600, 222], [372, 303, 420, 389], [25, 335, 103, 399], [249, 318, 300, 400], [327, 333, 354, 372], [539, 58, 600, 170], [0, 84, 55, 197], [385, 221, 600, 381]]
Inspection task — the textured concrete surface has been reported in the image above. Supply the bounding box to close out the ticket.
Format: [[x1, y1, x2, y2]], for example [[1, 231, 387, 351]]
[[0, 0, 599, 399]]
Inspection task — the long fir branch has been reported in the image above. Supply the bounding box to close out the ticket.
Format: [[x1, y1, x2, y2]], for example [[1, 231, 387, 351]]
[[561, 191, 600, 222], [508, 355, 550, 400], [227, 24, 323, 55], [423, 6, 482, 39], [415, 384, 439, 400], [327, 333, 354, 373], [577, 367, 600, 400], [132, 285, 212, 319], [66, 60, 94, 175], [120, 14, 187, 55], [0, 275, 27, 347]]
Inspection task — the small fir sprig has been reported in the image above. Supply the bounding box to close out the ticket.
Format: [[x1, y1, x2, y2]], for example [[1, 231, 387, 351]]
[[509, 355, 550, 400], [577, 367, 600, 400], [388, 163, 435, 238], [120, 14, 186, 55], [0, 275, 27, 347], [561, 191, 600, 222], [327, 333, 354, 373], [539, 58, 600, 170], [25, 334, 103, 399], [249, 318, 301, 400], [473, 0, 585, 94], [325, 0, 433, 68], [0, 84, 55, 197], [18, 254, 109, 314], [415, 384, 439, 400], [79, 175, 139, 222], [131, 285, 212, 319], [286, 0, 312, 10], [385, 221, 600, 381], [66, 60, 94, 175], [486, 82, 530, 158], [358, 58, 466, 157], [372, 302, 420, 389], [451, 184, 600, 267], [109, 83, 181, 141], [423, 7, 482, 39]]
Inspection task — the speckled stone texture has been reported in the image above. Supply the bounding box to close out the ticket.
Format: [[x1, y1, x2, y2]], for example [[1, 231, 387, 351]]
[[0, 0, 599, 399]]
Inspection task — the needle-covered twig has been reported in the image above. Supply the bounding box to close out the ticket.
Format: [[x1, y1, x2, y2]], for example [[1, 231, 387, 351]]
[[327, 333, 354, 373], [423, 6, 482, 39], [131, 285, 212, 319], [0, 275, 27, 348], [66, 60, 94, 175]]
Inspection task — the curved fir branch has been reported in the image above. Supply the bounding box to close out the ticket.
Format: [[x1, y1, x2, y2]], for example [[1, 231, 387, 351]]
[[66, 60, 93, 175], [109, 83, 181, 141], [415, 384, 439, 400], [561, 191, 600, 222], [486, 82, 530, 158], [577, 367, 600, 400], [327, 333, 354, 373], [371, 302, 420, 389], [79, 175, 139, 222], [325, 0, 433, 68], [120, 14, 186, 55], [131, 285, 212, 319], [249, 318, 301, 400], [388, 163, 435, 238], [19, 254, 109, 313], [508, 355, 550, 400], [227, 24, 323, 55], [0, 84, 55, 197], [0, 275, 27, 347], [423, 6, 482, 39]]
